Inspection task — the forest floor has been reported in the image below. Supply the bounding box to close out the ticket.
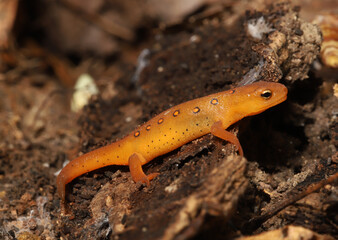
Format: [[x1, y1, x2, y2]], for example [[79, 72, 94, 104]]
[[0, 1, 337, 239]]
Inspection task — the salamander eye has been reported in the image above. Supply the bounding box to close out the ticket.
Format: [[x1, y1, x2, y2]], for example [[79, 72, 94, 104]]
[[261, 89, 272, 99]]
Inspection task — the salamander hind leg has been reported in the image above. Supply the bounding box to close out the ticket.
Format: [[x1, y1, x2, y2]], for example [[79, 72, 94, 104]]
[[210, 121, 244, 156], [128, 153, 159, 185]]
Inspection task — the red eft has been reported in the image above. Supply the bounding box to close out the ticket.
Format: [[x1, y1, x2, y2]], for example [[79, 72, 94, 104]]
[[57, 81, 288, 201]]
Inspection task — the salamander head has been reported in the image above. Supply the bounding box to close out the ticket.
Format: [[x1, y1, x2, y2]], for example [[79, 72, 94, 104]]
[[235, 81, 288, 116]]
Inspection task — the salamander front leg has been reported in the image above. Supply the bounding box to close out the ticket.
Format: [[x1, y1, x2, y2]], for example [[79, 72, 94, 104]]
[[128, 153, 159, 185], [211, 121, 244, 156]]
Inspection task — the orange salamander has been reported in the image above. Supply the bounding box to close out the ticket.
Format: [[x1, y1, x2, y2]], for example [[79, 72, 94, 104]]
[[57, 81, 287, 201]]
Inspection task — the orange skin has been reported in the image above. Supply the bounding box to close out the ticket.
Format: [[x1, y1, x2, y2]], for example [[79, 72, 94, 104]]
[[57, 81, 287, 201]]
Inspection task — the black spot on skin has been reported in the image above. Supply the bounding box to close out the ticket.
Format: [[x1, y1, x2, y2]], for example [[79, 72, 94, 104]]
[[186, 129, 188, 131], [172, 137, 175, 140], [182, 132, 185, 135], [118, 144, 121, 147], [96, 160, 99, 163], [117, 156, 119, 158], [196, 123, 199, 126], [147, 145, 150, 147], [82, 165, 84, 168]]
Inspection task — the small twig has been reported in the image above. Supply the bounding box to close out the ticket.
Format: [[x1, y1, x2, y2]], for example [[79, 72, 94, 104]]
[[32, 89, 69, 124], [245, 172, 338, 231], [57, 0, 134, 41]]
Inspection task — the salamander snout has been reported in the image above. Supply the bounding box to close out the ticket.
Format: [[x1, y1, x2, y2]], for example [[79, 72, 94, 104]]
[[241, 81, 288, 116]]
